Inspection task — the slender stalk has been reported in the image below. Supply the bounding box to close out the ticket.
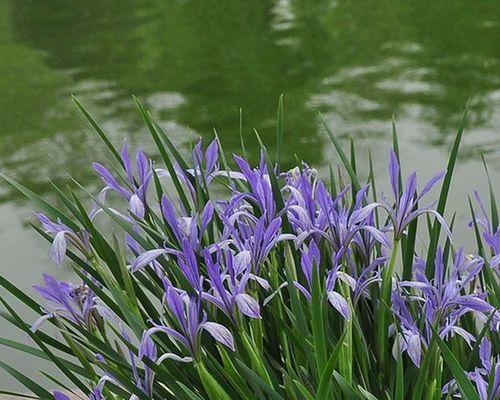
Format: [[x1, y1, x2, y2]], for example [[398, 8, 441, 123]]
[[377, 238, 399, 368]]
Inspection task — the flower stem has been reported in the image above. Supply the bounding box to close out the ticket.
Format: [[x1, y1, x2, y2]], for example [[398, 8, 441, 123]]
[[377, 238, 399, 370]]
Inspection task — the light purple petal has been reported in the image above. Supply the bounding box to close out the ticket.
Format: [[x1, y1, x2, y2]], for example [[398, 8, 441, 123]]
[[327, 291, 350, 320], [456, 296, 494, 313], [31, 314, 54, 332], [233, 250, 252, 275], [51, 231, 67, 266], [235, 293, 261, 319], [121, 142, 134, 183], [205, 139, 219, 172], [405, 332, 422, 367], [200, 201, 215, 233], [92, 162, 131, 198], [202, 322, 235, 350], [131, 249, 169, 272], [388, 149, 400, 199], [129, 194, 145, 219], [418, 170, 445, 199], [479, 338, 491, 371], [157, 353, 194, 364]]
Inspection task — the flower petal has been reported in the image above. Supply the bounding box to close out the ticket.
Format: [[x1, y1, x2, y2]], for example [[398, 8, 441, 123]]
[[202, 322, 235, 350], [235, 293, 261, 319], [327, 291, 350, 320]]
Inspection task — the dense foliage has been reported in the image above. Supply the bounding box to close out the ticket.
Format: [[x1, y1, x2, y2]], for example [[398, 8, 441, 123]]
[[0, 98, 498, 400]]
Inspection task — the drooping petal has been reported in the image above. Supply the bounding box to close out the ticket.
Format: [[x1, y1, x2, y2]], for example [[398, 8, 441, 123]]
[[131, 249, 170, 272], [455, 296, 494, 313], [405, 332, 422, 367], [129, 194, 145, 219], [327, 291, 350, 320], [479, 337, 492, 371], [31, 314, 54, 332], [51, 231, 67, 266], [235, 293, 261, 319], [92, 162, 131, 198], [202, 322, 235, 350], [233, 250, 252, 275], [156, 353, 194, 364]]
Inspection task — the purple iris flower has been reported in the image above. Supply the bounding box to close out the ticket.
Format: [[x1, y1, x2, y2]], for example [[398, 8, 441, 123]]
[[92, 142, 152, 219], [140, 284, 234, 363], [161, 194, 214, 250], [471, 190, 500, 269], [131, 238, 203, 291], [231, 152, 277, 223], [220, 213, 294, 274], [443, 337, 500, 400], [32, 274, 96, 331], [172, 138, 220, 205], [37, 213, 90, 266], [283, 164, 324, 238], [277, 242, 353, 320], [380, 149, 449, 240], [325, 261, 354, 321], [391, 290, 424, 367], [393, 248, 497, 366], [287, 179, 388, 261], [202, 248, 267, 322]]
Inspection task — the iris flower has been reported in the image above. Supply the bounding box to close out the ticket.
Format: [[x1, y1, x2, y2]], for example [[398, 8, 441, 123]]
[[32, 274, 96, 331], [92, 142, 152, 219], [37, 213, 90, 266], [139, 284, 235, 364], [202, 248, 265, 322], [381, 149, 449, 240], [393, 248, 497, 366]]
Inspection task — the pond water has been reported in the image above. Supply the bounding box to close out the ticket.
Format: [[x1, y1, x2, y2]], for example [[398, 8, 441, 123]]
[[0, 0, 499, 389]]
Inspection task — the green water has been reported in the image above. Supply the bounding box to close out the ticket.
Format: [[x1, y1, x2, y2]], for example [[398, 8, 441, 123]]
[[0, 0, 499, 388]]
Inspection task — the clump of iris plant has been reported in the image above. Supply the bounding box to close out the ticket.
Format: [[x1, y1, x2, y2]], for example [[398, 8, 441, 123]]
[[0, 98, 498, 400]]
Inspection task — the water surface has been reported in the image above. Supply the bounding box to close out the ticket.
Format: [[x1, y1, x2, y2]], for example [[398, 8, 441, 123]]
[[0, 0, 499, 388]]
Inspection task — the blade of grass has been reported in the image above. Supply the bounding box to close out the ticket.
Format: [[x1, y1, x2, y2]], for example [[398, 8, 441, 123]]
[[426, 100, 470, 276], [72, 96, 123, 167], [430, 324, 480, 400], [319, 113, 361, 193], [276, 94, 284, 166]]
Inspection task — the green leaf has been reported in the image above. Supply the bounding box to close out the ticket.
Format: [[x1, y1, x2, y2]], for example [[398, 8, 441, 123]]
[[197, 362, 232, 400], [311, 263, 327, 374], [430, 325, 480, 400], [319, 113, 361, 193], [426, 100, 469, 275], [276, 93, 284, 166], [316, 329, 347, 400], [134, 96, 192, 213], [481, 154, 498, 234], [0, 360, 52, 399], [0, 390, 38, 399], [73, 96, 124, 167], [395, 342, 404, 400], [235, 359, 285, 400]]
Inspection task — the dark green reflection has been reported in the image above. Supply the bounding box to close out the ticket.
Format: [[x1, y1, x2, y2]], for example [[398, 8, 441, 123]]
[[1, 0, 499, 199]]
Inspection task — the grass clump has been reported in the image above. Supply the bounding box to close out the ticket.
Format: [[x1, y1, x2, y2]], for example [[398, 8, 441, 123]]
[[0, 98, 498, 400]]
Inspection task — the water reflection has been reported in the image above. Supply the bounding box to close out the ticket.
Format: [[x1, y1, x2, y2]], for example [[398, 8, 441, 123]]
[[1, 1, 498, 187]]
